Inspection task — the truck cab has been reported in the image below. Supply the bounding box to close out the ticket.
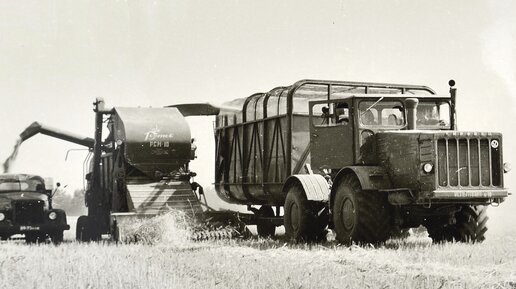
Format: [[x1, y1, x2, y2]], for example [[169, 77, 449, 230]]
[[0, 174, 69, 243]]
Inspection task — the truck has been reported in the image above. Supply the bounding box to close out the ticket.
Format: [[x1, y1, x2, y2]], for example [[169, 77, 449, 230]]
[[172, 79, 510, 244], [0, 174, 69, 243]]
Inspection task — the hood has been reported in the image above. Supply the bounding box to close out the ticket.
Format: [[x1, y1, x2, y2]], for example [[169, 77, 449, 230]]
[[0, 192, 48, 210]]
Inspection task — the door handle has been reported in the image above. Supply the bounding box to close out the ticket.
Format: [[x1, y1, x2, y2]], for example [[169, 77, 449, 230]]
[[312, 133, 318, 137]]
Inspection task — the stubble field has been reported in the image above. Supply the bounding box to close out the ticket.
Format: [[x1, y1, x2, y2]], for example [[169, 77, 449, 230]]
[[1, 214, 516, 289]]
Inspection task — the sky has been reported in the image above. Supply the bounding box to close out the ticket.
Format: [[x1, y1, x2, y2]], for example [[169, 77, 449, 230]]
[[1, 1, 515, 231]]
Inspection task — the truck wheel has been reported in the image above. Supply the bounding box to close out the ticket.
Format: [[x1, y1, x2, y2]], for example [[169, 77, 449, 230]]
[[76, 215, 91, 241], [284, 185, 326, 242], [50, 231, 64, 244], [332, 174, 391, 245], [256, 206, 276, 238], [455, 205, 488, 243]]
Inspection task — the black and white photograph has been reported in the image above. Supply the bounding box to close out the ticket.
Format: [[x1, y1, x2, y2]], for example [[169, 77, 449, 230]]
[[0, 1, 515, 288]]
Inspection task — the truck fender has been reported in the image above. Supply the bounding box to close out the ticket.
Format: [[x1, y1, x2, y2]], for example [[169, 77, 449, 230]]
[[282, 174, 330, 202], [330, 166, 392, 205]]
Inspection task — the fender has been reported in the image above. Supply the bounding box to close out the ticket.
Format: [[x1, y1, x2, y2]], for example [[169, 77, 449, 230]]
[[282, 174, 330, 201], [330, 166, 392, 204]]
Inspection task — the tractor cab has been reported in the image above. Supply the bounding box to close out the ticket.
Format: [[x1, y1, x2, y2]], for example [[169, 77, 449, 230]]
[[308, 94, 454, 171]]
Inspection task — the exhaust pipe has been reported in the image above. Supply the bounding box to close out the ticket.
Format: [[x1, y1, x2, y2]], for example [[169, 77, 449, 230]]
[[405, 98, 419, 130]]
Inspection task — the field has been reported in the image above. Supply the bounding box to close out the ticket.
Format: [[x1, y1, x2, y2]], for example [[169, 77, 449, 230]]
[[1, 214, 516, 289]]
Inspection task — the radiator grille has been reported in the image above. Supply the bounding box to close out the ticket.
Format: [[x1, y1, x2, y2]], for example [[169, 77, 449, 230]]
[[13, 201, 45, 225], [436, 138, 501, 187]]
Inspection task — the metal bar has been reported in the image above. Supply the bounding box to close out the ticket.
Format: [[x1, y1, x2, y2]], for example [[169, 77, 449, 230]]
[[478, 138, 482, 187], [488, 138, 493, 186], [456, 138, 460, 186], [435, 139, 439, 187], [445, 138, 450, 187], [467, 138, 471, 186], [289, 79, 436, 95]]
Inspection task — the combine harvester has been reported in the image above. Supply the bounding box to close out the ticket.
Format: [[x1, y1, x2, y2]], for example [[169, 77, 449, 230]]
[[172, 79, 511, 244], [14, 99, 208, 241]]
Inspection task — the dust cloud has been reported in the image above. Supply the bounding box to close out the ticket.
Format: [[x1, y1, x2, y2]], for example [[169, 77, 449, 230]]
[[3, 138, 22, 173]]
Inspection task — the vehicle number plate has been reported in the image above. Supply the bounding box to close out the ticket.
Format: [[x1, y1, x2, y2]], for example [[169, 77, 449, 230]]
[[20, 226, 40, 231]]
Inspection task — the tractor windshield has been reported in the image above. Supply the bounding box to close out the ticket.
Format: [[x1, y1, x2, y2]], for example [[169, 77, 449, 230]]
[[416, 101, 451, 129], [359, 100, 405, 128], [0, 175, 46, 193]]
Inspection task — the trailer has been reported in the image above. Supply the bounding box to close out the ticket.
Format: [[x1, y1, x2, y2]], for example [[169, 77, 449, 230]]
[[172, 79, 511, 244]]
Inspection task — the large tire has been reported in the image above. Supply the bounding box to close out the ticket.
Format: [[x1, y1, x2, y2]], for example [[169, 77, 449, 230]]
[[332, 174, 392, 245], [256, 206, 276, 238], [284, 185, 327, 242], [455, 205, 488, 243], [76, 215, 91, 241], [426, 206, 488, 244]]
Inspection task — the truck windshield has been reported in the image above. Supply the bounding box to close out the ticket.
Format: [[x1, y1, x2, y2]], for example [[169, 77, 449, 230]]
[[0, 176, 45, 193], [359, 100, 405, 128], [416, 101, 451, 129]]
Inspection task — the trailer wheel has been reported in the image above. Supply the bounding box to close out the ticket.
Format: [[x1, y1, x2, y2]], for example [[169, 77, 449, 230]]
[[332, 174, 391, 245], [454, 205, 488, 243], [50, 231, 64, 245], [256, 206, 275, 238], [284, 185, 326, 242]]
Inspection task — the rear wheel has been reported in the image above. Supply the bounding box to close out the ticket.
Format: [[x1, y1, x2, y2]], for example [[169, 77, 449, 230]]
[[332, 175, 392, 245], [256, 206, 276, 238], [284, 185, 327, 242], [76, 215, 91, 241]]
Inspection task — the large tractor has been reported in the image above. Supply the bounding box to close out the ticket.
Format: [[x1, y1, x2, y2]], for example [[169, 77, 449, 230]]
[[173, 79, 510, 244]]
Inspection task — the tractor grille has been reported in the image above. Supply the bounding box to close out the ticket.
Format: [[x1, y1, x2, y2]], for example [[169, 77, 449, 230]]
[[13, 201, 45, 225], [436, 137, 501, 188]]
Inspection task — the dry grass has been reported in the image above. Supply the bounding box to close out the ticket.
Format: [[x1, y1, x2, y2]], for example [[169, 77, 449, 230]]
[[1, 213, 516, 289]]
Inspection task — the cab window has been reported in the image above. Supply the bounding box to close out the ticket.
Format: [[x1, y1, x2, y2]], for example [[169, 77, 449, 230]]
[[359, 100, 405, 128], [417, 101, 451, 129]]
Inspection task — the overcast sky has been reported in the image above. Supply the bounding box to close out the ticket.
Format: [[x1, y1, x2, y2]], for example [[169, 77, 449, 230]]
[[1, 1, 515, 230]]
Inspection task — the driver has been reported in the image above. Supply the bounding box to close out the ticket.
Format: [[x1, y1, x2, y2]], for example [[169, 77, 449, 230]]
[[417, 106, 439, 125]]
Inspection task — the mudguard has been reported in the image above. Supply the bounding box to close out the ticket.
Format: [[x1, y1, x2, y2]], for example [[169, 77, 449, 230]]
[[282, 174, 330, 201], [334, 166, 392, 190], [330, 166, 392, 204]]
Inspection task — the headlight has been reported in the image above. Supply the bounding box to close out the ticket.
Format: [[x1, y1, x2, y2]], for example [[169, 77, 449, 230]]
[[504, 162, 511, 173], [0, 213, 5, 222], [48, 211, 57, 220], [423, 163, 434, 173]]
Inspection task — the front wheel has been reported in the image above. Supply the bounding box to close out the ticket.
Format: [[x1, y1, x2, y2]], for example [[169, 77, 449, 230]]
[[455, 205, 488, 243], [332, 175, 392, 245], [284, 185, 327, 242]]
